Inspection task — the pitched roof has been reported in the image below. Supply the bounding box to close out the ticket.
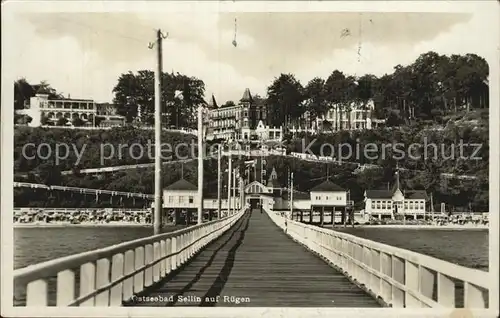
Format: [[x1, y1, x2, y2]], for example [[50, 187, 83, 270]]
[[208, 94, 218, 109], [365, 190, 393, 199], [240, 88, 253, 103], [165, 179, 197, 191], [405, 190, 428, 200], [310, 180, 344, 192]]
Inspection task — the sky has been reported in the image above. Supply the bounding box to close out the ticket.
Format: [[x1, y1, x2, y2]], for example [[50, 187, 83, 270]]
[[5, 2, 498, 104]]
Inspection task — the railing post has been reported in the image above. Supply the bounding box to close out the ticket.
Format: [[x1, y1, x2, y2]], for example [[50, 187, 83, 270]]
[[380, 252, 392, 304], [95, 258, 111, 306], [370, 249, 380, 297], [165, 238, 172, 274], [144, 244, 153, 287], [437, 273, 455, 307], [405, 260, 420, 307], [134, 247, 145, 293], [109, 253, 124, 306], [80, 262, 96, 306], [464, 282, 487, 308], [418, 265, 435, 307], [26, 279, 48, 306], [362, 246, 371, 287], [56, 270, 75, 306], [122, 250, 134, 301], [153, 242, 161, 283], [159, 240, 166, 278], [391, 256, 405, 307], [172, 237, 178, 270]]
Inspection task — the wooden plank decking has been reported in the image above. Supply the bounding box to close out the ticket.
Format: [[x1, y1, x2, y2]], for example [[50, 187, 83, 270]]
[[126, 209, 381, 307]]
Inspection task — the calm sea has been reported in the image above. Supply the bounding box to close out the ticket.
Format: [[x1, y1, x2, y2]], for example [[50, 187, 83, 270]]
[[14, 226, 186, 269], [332, 227, 489, 271]]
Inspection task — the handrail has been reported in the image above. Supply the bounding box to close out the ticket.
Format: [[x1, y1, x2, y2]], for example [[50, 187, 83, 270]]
[[264, 208, 490, 308], [14, 209, 246, 306]]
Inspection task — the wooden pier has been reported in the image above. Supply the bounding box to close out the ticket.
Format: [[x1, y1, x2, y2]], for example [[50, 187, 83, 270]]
[[127, 209, 380, 307]]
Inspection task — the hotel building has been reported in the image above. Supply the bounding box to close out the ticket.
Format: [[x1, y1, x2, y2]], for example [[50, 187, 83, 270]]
[[206, 88, 283, 142], [17, 92, 97, 127], [363, 170, 428, 220]]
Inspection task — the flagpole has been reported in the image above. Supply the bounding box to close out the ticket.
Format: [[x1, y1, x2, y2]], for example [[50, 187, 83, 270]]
[[197, 105, 204, 224], [227, 153, 232, 217]]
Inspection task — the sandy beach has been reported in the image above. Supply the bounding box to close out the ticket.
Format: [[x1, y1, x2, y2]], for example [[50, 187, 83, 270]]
[[13, 221, 153, 228]]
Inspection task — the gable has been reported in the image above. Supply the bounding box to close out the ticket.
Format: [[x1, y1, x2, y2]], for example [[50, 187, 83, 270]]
[[244, 181, 269, 194]]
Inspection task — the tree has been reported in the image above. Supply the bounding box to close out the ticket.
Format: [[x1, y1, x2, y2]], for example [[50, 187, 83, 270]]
[[305, 77, 328, 122], [14, 78, 34, 110], [112, 70, 206, 127], [266, 73, 304, 128], [35, 161, 62, 185], [324, 70, 350, 130]]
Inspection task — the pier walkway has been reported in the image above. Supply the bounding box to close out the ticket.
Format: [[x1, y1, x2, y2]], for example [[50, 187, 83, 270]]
[[14, 206, 492, 309], [127, 209, 380, 307]]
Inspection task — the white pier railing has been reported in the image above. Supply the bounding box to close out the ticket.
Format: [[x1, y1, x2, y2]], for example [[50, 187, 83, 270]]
[[265, 209, 490, 308], [14, 209, 245, 306]]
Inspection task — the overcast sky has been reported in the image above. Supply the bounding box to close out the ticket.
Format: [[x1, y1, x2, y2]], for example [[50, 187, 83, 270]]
[[5, 2, 498, 103]]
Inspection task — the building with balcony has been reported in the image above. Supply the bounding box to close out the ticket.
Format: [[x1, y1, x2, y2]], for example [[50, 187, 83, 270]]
[[17, 93, 97, 127], [289, 99, 385, 134], [95, 103, 126, 127], [363, 170, 428, 220], [317, 100, 375, 131], [206, 88, 282, 142]]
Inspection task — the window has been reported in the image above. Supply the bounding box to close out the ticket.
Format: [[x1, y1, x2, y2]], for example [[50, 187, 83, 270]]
[[409, 201, 414, 210], [316, 196, 321, 200], [420, 201, 425, 210], [371, 202, 376, 209], [179, 196, 185, 203], [337, 196, 342, 200], [376, 201, 381, 209], [168, 196, 173, 203], [325, 196, 329, 200], [189, 196, 194, 204], [404, 202, 408, 209]]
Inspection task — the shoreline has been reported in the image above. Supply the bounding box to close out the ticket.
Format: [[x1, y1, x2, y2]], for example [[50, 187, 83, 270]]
[[13, 222, 154, 228]]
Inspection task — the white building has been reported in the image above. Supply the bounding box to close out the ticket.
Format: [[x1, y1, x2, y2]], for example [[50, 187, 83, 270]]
[[292, 99, 385, 133], [95, 103, 126, 127], [162, 179, 242, 222], [364, 171, 428, 220], [205, 89, 283, 142], [16, 93, 97, 127], [318, 100, 374, 131]]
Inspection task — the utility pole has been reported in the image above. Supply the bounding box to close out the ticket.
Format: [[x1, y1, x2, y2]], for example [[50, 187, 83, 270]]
[[290, 172, 294, 220], [153, 29, 163, 235], [232, 168, 236, 214], [197, 105, 204, 224], [217, 144, 222, 219], [254, 158, 257, 182], [431, 192, 434, 222], [240, 177, 244, 210], [227, 154, 232, 217]]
